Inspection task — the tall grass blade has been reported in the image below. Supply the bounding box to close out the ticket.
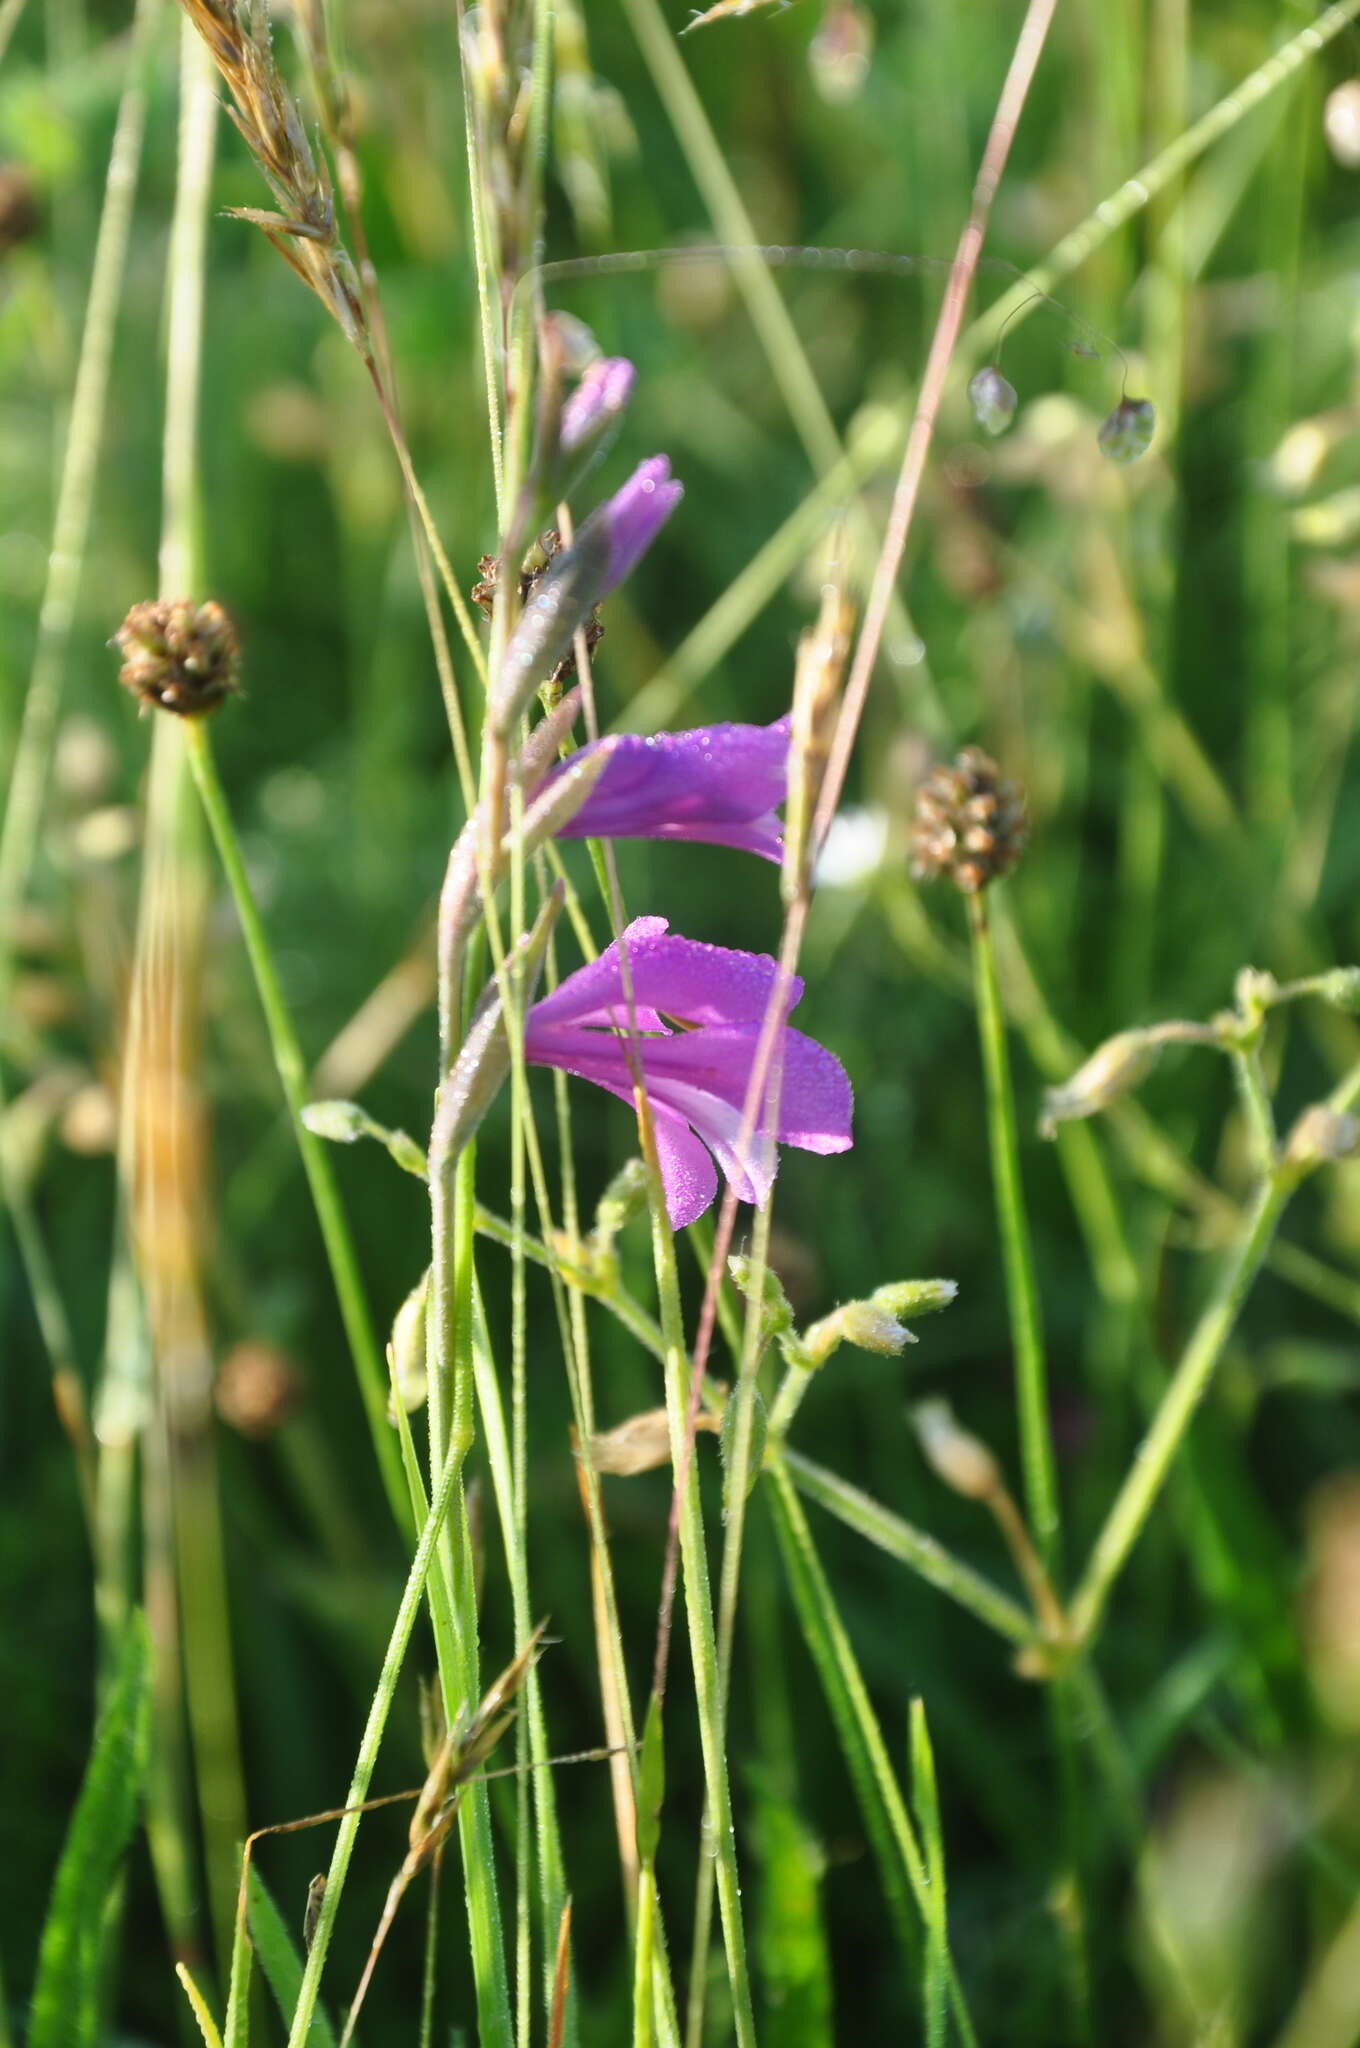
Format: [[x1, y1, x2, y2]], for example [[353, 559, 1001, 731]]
[[28, 1613, 151, 2048]]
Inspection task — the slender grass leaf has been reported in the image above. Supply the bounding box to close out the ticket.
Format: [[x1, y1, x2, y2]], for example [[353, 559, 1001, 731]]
[[29, 1613, 151, 2048], [175, 1962, 225, 2048], [247, 1865, 339, 2048], [750, 1779, 832, 2047]]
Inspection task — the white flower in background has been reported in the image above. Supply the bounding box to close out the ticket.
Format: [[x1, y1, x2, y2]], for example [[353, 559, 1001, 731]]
[[814, 806, 888, 889]]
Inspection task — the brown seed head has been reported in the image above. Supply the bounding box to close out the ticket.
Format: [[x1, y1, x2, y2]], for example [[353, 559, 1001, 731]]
[[113, 599, 240, 717], [214, 1340, 304, 1438], [0, 164, 39, 256], [910, 745, 1028, 893], [471, 531, 603, 698]]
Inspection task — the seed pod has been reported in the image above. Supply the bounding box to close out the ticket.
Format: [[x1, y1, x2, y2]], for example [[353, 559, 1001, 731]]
[[968, 365, 1018, 437], [1097, 396, 1156, 464]]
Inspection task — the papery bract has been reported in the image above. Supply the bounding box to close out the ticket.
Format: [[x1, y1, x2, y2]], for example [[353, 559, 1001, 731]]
[[523, 916, 853, 1226]]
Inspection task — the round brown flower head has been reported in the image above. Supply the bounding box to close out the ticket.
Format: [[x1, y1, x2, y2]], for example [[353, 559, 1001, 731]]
[[112, 599, 240, 716], [910, 745, 1029, 893]]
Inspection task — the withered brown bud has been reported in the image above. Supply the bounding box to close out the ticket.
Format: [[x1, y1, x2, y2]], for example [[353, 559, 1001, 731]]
[[112, 599, 240, 717], [471, 531, 604, 701], [910, 745, 1029, 893], [215, 1341, 304, 1439], [0, 164, 39, 256]]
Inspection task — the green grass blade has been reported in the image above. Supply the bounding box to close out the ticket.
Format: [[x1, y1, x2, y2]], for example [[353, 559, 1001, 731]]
[[247, 1866, 339, 2048], [28, 1613, 151, 2048]]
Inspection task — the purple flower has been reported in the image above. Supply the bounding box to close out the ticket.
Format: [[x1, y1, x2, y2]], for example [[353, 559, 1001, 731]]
[[549, 716, 791, 862], [560, 357, 636, 456], [589, 455, 683, 592], [523, 916, 853, 1227], [493, 456, 683, 736]]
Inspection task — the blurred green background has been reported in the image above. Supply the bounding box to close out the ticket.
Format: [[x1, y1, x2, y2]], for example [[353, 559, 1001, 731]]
[[5, 0, 1360, 2039]]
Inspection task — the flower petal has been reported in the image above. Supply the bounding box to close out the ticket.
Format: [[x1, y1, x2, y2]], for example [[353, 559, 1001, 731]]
[[650, 1103, 719, 1227], [556, 718, 789, 861], [525, 919, 804, 1034]]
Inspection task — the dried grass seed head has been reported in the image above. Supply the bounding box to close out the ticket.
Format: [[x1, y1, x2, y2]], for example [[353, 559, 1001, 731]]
[[113, 599, 241, 716], [176, 0, 364, 344], [910, 745, 1028, 893]]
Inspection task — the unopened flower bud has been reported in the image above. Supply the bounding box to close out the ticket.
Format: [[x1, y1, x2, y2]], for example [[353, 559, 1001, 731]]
[[428, 889, 562, 1173], [968, 365, 1018, 437], [1234, 966, 1278, 1018], [560, 356, 635, 461], [387, 1271, 429, 1420], [549, 1226, 618, 1297], [1324, 81, 1360, 169], [833, 1300, 918, 1355], [301, 1098, 428, 1177], [1039, 1030, 1163, 1137], [727, 1254, 796, 1339], [1284, 1105, 1360, 1172], [871, 1278, 958, 1320], [301, 1098, 371, 1144], [911, 746, 1029, 894], [1319, 968, 1360, 1013], [913, 1399, 1000, 1502], [1097, 396, 1156, 464], [595, 1156, 650, 1241], [808, 0, 873, 103], [112, 598, 240, 716]]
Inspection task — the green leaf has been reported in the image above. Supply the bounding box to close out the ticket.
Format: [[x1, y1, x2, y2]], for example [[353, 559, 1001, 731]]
[[750, 1780, 832, 2045], [246, 1865, 339, 2048], [636, 1695, 666, 1867], [29, 1613, 152, 2048]]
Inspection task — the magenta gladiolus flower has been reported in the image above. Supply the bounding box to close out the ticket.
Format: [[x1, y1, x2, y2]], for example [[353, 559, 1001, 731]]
[[523, 917, 853, 1226], [548, 716, 791, 862]]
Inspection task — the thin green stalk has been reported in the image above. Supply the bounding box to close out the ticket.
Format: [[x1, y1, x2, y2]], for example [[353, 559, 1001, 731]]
[[648, 1201, 757, 2048], [632, 1866, 658, 2048], [614, 0, 945, 736], [965, 891, 1058, 1565], [765, 1450, 978, 2047], [182, 721, 408, 1531], [967, 0, 1360, 362], [470, 1289, 572, 2045], [0, 0, 155, 935], [1069, 1172, 1293, 1646], [0, 0, 30, 64], [285, 1430, 470, 2047], [685, 1190, 779, 2048], [781, 1449, 1037, 1647]]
